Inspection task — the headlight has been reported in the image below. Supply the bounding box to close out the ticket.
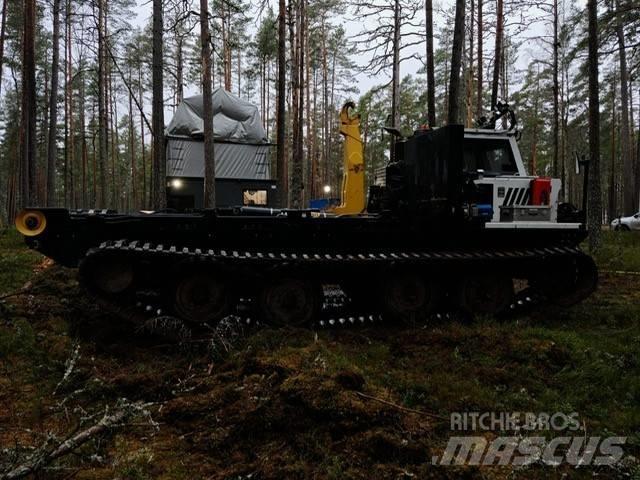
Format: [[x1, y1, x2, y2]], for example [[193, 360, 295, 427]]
[[15, 210, 47, 237]]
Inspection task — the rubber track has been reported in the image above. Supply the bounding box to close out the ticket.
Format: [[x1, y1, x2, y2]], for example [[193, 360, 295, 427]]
[[82, 240, 586, 328]]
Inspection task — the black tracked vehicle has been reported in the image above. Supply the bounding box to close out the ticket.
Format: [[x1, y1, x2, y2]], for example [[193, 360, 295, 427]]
[[16, 106, 597, 327]]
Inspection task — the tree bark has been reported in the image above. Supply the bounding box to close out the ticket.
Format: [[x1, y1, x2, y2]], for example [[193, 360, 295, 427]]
[[65, 0, 75, 208], [476, 0, 483, 119], [490, 0, 503, 109], [80, 68, 88, 208], [47, 0, 61, 207], [290, 0, 305, 208], [609, 72, 616, 221], [391, 0, 401, 128], [21, 0, 37, 208], [587, 0, 602, 250], [616, 2, 633, 214], [425, 0, 436, 126], [152, 0, 166, 209], [0, 0, 8, 99], [466, 0, 474, 127], [129, 67, 137, 209], [97, 0, 108, 208], [448, 0, 465, 124], [138, 67, 146, 208], [552, 0, 559, 179], [176, 37, 184, 104], [201, 0, 216, 208], [276, 0, 287, 207]]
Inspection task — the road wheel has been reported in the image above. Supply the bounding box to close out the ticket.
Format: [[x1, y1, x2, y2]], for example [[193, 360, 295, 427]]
[[259, 277, 320, 327], [80, 252, 135, 297], [458, 273, 513, 316], [173, 271, 230, 324], [381, 271, 439, 322]]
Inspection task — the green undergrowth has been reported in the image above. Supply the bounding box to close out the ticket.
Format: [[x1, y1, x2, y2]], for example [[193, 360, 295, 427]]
[[0, 228, 43, 295], [589, 230, 640, 272]]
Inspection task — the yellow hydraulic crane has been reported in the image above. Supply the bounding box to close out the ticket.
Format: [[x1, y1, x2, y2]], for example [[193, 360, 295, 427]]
[[331, 102, 366, 215]]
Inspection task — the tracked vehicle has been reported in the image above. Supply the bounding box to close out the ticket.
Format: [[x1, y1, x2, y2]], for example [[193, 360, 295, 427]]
[[16, 104, 597, 326]]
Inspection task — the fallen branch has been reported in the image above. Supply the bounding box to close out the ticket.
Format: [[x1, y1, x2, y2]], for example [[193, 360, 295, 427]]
[[354, 391, 448, 421], [1, 401, 155, 480], [0, 287, 38, 302], [53, 343, 81, 395]]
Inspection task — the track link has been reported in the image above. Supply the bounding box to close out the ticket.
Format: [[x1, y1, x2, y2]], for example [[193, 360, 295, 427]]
[[79, 240, 595, 329]]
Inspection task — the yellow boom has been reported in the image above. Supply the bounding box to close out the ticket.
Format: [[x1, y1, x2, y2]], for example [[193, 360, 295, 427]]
[[332, 102, 365, 215]]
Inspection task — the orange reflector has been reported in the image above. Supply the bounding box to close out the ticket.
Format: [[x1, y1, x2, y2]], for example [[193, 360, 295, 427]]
[[15, 210, 47, 237]]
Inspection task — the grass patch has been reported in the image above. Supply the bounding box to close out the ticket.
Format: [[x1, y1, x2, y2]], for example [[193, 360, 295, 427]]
[[0, 228, 43, 295], [588, 230, 640, 272]]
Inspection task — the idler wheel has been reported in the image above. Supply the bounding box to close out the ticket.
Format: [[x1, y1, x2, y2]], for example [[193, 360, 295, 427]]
[[81, 254, 135, 296], [381, 271, 439, 321], [259, 277, 320, 326], [458, 273, 514, 316], [173, 272, 229, 323]]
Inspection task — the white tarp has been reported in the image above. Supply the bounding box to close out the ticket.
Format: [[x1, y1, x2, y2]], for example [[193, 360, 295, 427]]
[[166, 89, 268, 144], [167, 139, 270, 179]]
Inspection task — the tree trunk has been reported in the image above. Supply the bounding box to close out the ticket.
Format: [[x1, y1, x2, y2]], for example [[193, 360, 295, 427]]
[[0, 0, 9, 100], [46, 0, 60, 207], [201, 0, 216, 208], [616, 3, 632, 214], [609, 73, 616, 221], [276, 0, 287, 207], [129, 68, 137, 209], [448, 0, 465, 124], [321, 18, 329, 189], [80, 68, 88, 208], [389, 0, 401, 162], [21, 0, 37, 209], [391, 0, 401, 128], [290, 0, 304, 208], [476, 0, 483, 119], [152, 0, 166, 209], [97, 0, 108, 208], [587, 0, 601, 250], [490, 0, 503, 109], [138, 67, 146, 208], [466, 0, 474, 127], [552, 0, 559, 178], [176, 37, 184, 104], [425, 0, 436, 126], [66, 0, 75, 208], [636, 87, 640, 208]]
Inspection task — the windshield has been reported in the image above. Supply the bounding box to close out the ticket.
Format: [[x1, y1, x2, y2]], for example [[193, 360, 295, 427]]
[[463, 138, 519, 176]]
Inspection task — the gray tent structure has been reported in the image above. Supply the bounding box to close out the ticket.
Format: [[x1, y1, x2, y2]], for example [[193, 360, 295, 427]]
[[165, 89, 276, 209]]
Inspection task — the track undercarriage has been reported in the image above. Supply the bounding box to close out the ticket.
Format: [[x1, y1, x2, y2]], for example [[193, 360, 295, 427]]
[[79, 238, 598, 329]]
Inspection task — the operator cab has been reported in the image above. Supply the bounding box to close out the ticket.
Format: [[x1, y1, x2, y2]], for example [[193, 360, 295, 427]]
[[463, 130, 527, 177]]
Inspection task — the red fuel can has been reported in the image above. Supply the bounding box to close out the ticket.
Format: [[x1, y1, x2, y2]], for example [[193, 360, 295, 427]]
[[531, 177, 552, 205]]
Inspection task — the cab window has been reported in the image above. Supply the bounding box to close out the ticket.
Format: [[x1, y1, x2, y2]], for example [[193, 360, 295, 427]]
[[463, 138, 518, 176]]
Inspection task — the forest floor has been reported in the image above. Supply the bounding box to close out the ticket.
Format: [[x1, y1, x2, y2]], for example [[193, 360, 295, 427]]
[[0, 230, 639, 479]]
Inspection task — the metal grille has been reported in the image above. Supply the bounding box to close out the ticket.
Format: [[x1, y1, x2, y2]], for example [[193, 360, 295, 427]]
[[503, 187, 530, 206]]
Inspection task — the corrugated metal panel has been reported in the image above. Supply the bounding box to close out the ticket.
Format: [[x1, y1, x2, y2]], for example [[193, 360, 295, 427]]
[[167, 139, 271, 180]]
